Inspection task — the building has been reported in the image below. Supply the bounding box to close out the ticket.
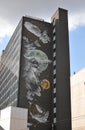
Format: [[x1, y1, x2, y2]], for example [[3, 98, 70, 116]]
[[0, 53, 1, 61], [0, 106, 28, 130], [0, 53, 1, 67], [71, 68, 85, 130], [0, 8, 71, 130]]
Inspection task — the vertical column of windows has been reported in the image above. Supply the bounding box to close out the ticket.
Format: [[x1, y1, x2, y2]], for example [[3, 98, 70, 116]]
[[52, 20, 56, 126]]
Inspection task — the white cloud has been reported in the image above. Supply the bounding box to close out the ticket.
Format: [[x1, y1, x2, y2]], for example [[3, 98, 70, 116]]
[[68, 11, 85, 31], [0, 18, 15, 44], [0, 0, 85, 40]]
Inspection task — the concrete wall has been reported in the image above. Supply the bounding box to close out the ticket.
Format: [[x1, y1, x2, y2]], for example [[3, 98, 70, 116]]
[[0, 107, 11, 130], [71, 68, 85, 130], [0, 106, 28, 130], [51, 8, 71, 130]]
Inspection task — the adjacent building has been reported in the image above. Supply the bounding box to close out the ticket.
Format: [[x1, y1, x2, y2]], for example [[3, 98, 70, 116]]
[[71, 68, 85, 130], [0, 8, 71, 130]]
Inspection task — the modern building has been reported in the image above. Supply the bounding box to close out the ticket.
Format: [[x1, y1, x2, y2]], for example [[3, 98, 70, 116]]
[[0, 8, 71, 130], [71, 68, 85, 130]]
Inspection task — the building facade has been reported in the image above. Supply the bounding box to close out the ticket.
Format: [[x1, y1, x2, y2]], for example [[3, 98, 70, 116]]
[[0, 8, 71, 130], [0, 106, 28, 130], [71, 68, 85, 130], [0, 20, 22, 109]]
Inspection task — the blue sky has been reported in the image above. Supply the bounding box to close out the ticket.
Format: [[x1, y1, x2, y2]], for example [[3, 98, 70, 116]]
[[0, 35, 10, 52], [69, 26, 85, 75], [0, 0, 85, 76]]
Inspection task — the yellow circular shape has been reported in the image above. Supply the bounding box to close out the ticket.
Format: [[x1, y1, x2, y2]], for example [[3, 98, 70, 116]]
[[41, 79, 50, 90]]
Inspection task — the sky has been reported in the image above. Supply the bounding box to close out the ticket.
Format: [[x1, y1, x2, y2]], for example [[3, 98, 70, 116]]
[[0, 0, 85, 75]]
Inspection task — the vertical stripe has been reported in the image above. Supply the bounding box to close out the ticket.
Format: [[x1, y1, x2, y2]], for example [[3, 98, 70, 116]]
[[52, 19, 56, 125]]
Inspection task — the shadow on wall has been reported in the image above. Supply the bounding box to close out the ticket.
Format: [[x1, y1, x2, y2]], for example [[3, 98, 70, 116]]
[[0, 126, 5, 130]]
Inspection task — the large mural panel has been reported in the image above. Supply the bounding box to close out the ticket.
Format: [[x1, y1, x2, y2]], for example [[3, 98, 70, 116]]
[[18, 17, 53, 130]]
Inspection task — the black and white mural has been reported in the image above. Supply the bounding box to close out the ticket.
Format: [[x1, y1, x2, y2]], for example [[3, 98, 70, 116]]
[[19, 18, 53, 130]]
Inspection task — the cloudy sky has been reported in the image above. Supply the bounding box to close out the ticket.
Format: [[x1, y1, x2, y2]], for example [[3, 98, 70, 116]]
[[0, 0, 85, 75]]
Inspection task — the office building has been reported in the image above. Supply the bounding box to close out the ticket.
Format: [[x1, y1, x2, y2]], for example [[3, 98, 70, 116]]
[[0, 8, 71, 130]]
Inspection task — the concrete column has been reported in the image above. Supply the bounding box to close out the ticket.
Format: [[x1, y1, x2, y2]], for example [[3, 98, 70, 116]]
[[51, 8, 71, 130]]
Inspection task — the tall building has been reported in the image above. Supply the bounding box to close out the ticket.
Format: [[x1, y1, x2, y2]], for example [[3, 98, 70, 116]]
[[0, 8, 71, 130]]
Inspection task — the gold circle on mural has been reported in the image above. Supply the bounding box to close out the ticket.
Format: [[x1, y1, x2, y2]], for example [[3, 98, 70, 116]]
[[41, 79, 50, 90]]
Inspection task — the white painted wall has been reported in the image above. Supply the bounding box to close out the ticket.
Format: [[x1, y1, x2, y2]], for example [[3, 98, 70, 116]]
[[71, 68, 85, 130], [0, 106, 28, 130]]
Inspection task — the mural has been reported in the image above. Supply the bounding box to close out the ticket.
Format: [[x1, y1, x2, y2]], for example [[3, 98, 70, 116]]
[[23, 36, 51, 102], [21, 20, 52, 128], [24, 21, 50, 44]]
